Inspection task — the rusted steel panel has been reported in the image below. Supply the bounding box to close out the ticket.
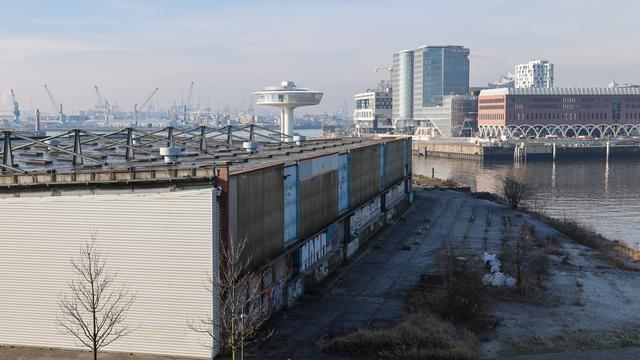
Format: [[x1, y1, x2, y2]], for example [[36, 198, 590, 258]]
[[349, 144, 381, 209], [233, 164, 284, 268], [384, 139, 405, 186], [298, 168, 338, 240]]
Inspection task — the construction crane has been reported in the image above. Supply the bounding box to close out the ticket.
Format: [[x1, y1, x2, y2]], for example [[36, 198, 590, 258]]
[[373, 66, 393, 73], [93, 85, 105, 113], [94, 85, 111, 122], [133, 87, 159, 126], [469, 53, 496, 60], [104, 100, 112, 123], [186, 81, 194, 111], [183, 81, 194, 125], [43, 84, 65, 123], [10, 89, 20, 124]]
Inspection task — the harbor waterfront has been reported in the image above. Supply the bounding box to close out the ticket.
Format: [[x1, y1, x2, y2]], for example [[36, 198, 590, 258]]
[[413, 155, 640, 250]]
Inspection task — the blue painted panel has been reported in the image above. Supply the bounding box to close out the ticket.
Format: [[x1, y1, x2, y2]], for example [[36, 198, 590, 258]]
[[338, 153, 350, 213], [380, 143, 386, 189], [284, 165, 299, 246]]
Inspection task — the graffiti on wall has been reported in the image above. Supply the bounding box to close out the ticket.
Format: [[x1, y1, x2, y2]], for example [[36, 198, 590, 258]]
[[270, 278, 286, 314], [385, 182, 405, 209], [346, 238, 359, 258], [314, 261, 330, 283], [287, 276, 304, 307], [350, 197, 381, 233], [300, 229, 337, 273]]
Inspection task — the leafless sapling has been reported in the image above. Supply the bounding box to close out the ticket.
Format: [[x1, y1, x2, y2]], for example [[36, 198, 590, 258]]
[[57, 236, 136, 360], [188, 237, 273, 360], [498, 173, 531, 210]]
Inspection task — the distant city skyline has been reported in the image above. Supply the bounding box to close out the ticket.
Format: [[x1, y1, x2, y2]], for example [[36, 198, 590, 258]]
[[1, 0, 639, 115]]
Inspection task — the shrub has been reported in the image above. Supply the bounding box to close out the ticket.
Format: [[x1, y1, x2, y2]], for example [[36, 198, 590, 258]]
[[323, 312, 477, 359]]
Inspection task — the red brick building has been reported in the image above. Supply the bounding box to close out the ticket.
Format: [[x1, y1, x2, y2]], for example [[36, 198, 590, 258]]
[[477, 88, 640, 138]]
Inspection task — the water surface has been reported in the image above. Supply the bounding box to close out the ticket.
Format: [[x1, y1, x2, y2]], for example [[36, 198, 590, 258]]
[[413, 156, 640, 249]]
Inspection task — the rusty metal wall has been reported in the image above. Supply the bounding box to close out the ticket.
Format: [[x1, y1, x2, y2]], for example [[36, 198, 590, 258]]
[[232, 165, 284, 268], [349, 144, 381, 209], [384, 139, 406, 186], [299, 169, 338, 240]]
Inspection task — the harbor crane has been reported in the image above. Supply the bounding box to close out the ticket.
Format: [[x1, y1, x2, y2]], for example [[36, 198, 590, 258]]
[[43, 84, 65, 123], [10, 89, 20, 124], [183, 81, 194, 124], [133, 87, 159, 126], [94, 85, 111, 122]]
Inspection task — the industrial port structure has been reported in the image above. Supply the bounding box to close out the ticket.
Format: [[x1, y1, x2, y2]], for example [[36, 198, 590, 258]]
[[0, 124, 412, 358]]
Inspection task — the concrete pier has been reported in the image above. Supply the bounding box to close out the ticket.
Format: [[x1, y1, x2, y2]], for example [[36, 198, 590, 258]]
[[413, 139, 640, 161]]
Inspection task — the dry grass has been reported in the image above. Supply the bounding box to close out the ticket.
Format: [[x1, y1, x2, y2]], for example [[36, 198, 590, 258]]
[[527, 212, 640, 271], [323, 312, 477, 359], [502, 327, 640, 357], [413, 175, 469, 190]]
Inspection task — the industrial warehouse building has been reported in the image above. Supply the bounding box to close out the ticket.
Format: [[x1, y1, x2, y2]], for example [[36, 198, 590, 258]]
[[0, 126, 411, 358]]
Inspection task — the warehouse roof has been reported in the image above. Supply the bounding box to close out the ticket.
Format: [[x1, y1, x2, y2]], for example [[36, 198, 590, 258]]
[[0, 125, 397, 189], [480, 87, 640, 96]]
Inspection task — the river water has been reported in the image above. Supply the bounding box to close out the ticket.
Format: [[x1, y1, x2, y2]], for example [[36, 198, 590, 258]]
[[412, 156, 640, 249]]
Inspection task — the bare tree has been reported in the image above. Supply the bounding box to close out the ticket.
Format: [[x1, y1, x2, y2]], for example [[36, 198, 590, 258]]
[[188, 237, 272, 360], [498, 173, 530, 210], [57, 235, 136, 360]]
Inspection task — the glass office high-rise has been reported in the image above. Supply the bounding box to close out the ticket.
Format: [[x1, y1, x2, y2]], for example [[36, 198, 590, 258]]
[[419, 45, 470, 107], [392, 45, 470, 131]]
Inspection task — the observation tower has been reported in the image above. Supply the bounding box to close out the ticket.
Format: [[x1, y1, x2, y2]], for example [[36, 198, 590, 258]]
[[254, 81, 323, 140]]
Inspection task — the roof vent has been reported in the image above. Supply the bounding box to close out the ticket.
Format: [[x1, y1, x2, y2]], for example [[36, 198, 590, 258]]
[[293, 135, 306, 146], [242, 141, 259, 153], [159, 147, 181, 164]]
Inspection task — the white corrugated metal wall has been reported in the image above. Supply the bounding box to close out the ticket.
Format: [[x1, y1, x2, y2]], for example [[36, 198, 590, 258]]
[[0, 188, 217, 358]]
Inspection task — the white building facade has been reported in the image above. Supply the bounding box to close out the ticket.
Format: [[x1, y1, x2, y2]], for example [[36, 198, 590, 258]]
[[353, 81, 393, 135], [0, 188, 220, 358], [515, 60, 554, 88]]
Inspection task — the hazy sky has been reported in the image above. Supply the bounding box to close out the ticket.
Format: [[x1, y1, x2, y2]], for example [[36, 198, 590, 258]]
[[1, 0, 639, 115]]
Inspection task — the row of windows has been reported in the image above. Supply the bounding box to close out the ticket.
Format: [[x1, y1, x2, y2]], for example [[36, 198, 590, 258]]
[[479, 113, 504, 120], [511, 103, 609, 110], [506, 112, 610, 121], [479, 105, 505, 110], [479, 98, 504, 104]]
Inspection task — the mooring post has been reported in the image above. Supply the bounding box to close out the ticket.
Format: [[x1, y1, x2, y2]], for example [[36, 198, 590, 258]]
[[606, 140, 610, 160], [552, 142, 556, 161]]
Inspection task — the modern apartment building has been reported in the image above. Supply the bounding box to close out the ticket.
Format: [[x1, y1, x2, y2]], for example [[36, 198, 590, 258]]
[[353, 81, 393, 135], [515, 60, 554, 88], [478, 87, 640, 138], [392, 45, 470, 130]]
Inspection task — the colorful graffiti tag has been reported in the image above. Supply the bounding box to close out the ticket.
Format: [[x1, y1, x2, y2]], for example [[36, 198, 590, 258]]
[[270, 278, 286, 314], [350, 197, 381, 233], [287, 276, 304, 307], [300, 224, 338, 273]]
